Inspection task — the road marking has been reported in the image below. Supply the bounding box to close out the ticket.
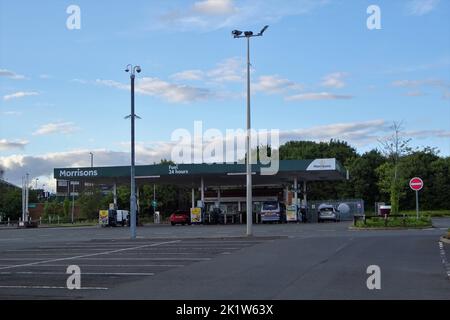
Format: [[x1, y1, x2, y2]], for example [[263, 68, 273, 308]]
[[438, 241, 450, 280], [0, 264, 184, 267], [0, 285, 108, 290], [2, 252, 202, 255], [0, 240, 180, 271], [0, 257, 210, 261], [0, 271, 155, 276], [0, 238, 23, 241]]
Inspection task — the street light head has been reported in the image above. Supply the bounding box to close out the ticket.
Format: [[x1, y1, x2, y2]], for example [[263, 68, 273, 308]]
[[232, 29, 242, 37], [135, 66, 142, 73], [125, 68, 130, 73], [244, 31, 253, 37], [258, 25, 269, 36]]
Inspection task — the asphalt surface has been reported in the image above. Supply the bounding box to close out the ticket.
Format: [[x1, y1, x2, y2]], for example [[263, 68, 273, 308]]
[[0, 218, 449, 299]]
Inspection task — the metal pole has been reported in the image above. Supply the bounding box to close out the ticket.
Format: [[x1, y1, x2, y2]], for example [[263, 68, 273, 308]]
[[90, 152, 93, 168], [71, 182, 75, 224], [294, 177, 298, 220], [246, 35, 252, 236], [416, 190, 419, 219], [21, 176, 25, 222], [25, 173, 29, 222], [113, 181, 117, 209], [130, 73, 137, 239]]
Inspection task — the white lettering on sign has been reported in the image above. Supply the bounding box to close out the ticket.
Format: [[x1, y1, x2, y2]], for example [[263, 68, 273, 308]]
[[59, 169, 98, 177], [168, 165, 189, 175]]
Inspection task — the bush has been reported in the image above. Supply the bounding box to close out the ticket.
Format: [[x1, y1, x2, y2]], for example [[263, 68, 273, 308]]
[[355, 215, 432, 228]]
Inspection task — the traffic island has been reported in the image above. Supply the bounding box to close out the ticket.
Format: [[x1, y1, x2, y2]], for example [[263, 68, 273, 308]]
[[350, 215, 432, 230], [440, 229, 450, 244]]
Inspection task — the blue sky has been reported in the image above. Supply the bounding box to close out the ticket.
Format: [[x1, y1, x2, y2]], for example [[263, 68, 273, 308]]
[[0, 0, 449, 190]]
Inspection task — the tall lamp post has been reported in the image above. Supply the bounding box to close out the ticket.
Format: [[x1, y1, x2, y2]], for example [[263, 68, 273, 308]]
[[125, 64, 141, 240], [231, 25, 268, 236]]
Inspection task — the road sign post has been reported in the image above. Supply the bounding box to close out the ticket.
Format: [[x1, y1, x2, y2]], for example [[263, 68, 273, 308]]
[[409, 177, 423, 219]]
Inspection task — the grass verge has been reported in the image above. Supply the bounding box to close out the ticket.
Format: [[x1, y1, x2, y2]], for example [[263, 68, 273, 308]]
[[354, 215, 432, 229]]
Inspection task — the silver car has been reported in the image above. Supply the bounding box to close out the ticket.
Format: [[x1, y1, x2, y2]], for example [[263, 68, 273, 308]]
[[317, 205, 340, 222]]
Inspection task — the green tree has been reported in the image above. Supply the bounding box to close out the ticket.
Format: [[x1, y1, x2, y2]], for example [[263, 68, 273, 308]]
[[77, 189, 102, 219], [346, 150, 385, 209], [0, 185, 22, 220], [63, 198, 70, 218], [378, 122, 411, 214]]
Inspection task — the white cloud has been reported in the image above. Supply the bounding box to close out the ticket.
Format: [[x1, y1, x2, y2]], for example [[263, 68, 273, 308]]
[[159, 0, 329, 31], [3, 91, 39, 101], [39, 74, 52, 79], [170, 70, 205, 81], [392, 78, 449, 98], [443, 91, 450, 99], [193, 0, 237, 15], [392, 79, 446, 88], [407, 0, 440, 16], [33, 122, 79, 136], [171, 57, 244, 84], [206, 57, 244, 83], [285, 92, 353, 101], [2, 119, 450, 188], [0, 139, 28, 151], [404, 91, 426, 97], [71, 78, 88, 84], [321, 72, 348, 89], [253, 75, 303, 94], [2, 111, 22, 116], [0, 69, 26, 80], [96, 77, 212, 103]]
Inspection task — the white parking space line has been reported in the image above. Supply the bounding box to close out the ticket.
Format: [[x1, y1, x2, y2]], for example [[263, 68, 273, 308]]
[[0, 285, 108, 290], [438, 241, 450, 279], [0, 252, 202, 256], [0, 264, 184, 267], [0, 240, 180, 271], [0, 272, 155, 276], [0, 257, 211, 261]]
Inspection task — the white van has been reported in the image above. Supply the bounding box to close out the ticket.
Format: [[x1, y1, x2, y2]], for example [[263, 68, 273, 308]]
[[260, 201, 285, 223]]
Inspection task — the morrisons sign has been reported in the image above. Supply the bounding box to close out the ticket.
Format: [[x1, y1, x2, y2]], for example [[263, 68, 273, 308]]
[[58, 169, 98, 178]]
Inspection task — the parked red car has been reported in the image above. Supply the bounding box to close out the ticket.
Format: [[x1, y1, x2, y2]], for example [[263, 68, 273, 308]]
[[169, 210, 191, 226]]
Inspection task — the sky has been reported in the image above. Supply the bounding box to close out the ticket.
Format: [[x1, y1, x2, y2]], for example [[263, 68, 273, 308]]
[[0, 0, 449, 191]]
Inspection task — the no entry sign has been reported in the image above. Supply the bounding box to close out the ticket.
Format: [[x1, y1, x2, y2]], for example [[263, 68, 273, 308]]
[[409, 177, 423, 191]]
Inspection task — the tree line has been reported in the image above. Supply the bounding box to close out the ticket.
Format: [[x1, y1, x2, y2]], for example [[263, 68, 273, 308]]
[[1, 137, 449, 220]]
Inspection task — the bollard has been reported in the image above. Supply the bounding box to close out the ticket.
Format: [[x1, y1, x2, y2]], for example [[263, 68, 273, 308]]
[[39, 217, 42, 225], [224, 213, 227, 225], [8, 217, 10, 226], [49, 216, 52, 224], [58, 216, 60, 224]]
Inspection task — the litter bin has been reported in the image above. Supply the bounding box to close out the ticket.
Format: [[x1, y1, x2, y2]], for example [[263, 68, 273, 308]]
[[378, 205, 391, 216]]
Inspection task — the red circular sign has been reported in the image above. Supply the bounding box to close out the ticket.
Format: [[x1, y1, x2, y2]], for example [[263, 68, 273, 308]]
[[409, 177, 423, 191]]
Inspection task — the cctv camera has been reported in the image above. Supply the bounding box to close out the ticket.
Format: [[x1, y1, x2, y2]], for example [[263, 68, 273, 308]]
[[232, 30, 242, 37], [244, 31, 253, 37]]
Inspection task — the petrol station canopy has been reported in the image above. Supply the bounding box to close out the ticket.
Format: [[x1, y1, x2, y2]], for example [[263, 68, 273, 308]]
[[54, 158, 347, 187]]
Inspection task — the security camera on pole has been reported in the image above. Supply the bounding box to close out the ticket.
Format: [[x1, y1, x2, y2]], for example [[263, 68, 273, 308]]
[[125, 64, 142, 240], [231, 25, 269, 237]]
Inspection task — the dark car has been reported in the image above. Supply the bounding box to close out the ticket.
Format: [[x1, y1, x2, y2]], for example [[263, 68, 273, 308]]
[[169, 210, 191, 226]]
